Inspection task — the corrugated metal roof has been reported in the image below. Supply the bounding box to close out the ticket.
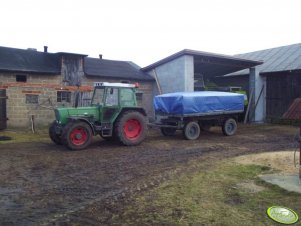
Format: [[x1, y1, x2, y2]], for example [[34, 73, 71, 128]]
[[282, 98, 301, 120], [224, 43, 301, 77]]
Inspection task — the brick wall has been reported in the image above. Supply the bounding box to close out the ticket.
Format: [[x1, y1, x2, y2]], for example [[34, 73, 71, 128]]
[[1, 73, 62, 128], [6, 86, 57, 128], [0, 73, 62, 85]]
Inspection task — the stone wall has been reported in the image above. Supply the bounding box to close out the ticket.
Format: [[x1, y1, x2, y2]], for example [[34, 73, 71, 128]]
[[1, 72, 64, 128], [6, 86, 57, 128], [0, 73, 62, 85]]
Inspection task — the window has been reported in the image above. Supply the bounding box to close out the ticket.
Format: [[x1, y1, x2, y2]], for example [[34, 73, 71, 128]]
[[136, 92, 143, 102], [16, 75, 27, 82], [120, 88, 134, 106], [57, 91, 71, 103], [121, 89, 134, 102], [26, 94, 38, 104], [105, 88, 118, 106], [91, 87, 105, 105]]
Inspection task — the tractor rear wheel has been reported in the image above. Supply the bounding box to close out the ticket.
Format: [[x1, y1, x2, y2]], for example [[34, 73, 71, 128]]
[[62, 121, 92, 150], [49, 120, 62, 145], [115, 111, 147, 146]]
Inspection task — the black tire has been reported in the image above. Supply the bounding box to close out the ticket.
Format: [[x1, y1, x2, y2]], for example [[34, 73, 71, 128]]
[[222, 118, 237, 136], [49, 120, 62, 145], [115, 111, 147, 146], [160, 127, 177, 136], [183, 121, 200, 140], [62, 121, 92, 150]]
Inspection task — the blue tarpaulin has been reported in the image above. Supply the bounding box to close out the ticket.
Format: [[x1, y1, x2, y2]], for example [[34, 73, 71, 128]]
[[154, 91, 244, 115]]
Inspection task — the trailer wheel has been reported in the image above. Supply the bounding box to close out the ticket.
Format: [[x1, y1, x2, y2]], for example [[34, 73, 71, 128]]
[[183, 121, 200, 140], [160, 127, 177, 136], [49, 120, 62, 145], [115, 111, 147, 146], [222, 118, 237, 136], [62, 121, 92, 150]]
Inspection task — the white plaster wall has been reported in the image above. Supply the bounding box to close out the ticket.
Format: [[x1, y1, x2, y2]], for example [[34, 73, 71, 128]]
[[146, 55, 194, 94], [255, 75, 266, 122], [184, 55, 194, 91]]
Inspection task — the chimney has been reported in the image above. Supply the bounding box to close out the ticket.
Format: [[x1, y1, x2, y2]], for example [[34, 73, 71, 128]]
[[44, 46, 48, 53], [99, 54, 102, 59]]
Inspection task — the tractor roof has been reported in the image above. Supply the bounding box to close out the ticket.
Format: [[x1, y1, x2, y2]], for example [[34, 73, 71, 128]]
[[93, 82, 137, 88]]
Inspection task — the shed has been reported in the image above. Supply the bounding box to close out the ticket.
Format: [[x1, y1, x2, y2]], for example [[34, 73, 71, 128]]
[[216, 43, 301, 122], [142, 49, 262, 93]]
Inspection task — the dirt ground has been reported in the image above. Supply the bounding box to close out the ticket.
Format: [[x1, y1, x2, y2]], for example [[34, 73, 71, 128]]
[[0, 124, 299, 225], [235, 151, 300, 175]]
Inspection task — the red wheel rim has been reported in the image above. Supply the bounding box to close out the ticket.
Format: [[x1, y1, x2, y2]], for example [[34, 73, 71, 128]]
[[123, 119, 142, 140], [70, 127, 88, 145]]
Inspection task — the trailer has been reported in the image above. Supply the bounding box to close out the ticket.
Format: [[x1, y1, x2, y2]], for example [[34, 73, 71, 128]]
[[150, 91, 244, 140]]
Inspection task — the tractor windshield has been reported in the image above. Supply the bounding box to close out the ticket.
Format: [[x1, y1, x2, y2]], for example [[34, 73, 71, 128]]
[[91, 87, 105, 105]]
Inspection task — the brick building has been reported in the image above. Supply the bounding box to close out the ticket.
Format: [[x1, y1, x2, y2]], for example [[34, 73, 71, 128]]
[[0, 46, 154, 129]]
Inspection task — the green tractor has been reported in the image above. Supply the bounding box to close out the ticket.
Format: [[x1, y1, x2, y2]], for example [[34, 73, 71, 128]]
[[49, 82, 148, 150]]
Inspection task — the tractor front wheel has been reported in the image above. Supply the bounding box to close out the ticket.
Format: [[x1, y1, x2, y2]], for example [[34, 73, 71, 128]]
[[49, 120, 62, 145], [115, 111, 147, 146], [62, 121, 92, 150]]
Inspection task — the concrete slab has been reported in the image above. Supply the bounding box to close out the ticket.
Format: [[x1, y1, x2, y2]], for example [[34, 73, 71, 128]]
[[260, 174, 301, 193]]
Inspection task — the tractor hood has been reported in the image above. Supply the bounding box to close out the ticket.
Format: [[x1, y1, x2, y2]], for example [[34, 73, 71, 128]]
[[54, 106, 100, 125]]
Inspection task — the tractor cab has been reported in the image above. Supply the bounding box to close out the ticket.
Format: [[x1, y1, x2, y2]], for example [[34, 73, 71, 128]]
[[91, 82, 139, 123]]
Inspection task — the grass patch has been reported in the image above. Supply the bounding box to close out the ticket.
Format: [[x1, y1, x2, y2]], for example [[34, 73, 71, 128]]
[[0, 130, 49, 144], [112, 162, 301, 225]]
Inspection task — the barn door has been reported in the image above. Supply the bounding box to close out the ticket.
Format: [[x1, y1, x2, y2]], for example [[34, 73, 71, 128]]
[[0, 89, 7, 130]]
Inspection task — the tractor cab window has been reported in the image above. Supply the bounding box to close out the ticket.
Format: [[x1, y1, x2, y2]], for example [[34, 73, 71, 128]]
[[120, 88, 135, 106], [105, 88, 118, 106], [91, 87, 105, 105]]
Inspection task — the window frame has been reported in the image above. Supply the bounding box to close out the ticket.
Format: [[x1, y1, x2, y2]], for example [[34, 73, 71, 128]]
[[25, 94, 39, 104], [16, 74, 27, 82], [57, 91, 71, 103]]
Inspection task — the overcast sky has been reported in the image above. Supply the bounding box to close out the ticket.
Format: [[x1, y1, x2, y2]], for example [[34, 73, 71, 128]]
[[1, 0, 300, 67]]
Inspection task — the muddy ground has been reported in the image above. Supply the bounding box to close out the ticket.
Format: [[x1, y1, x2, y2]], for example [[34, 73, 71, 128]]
[[0, 124, 299, 225]]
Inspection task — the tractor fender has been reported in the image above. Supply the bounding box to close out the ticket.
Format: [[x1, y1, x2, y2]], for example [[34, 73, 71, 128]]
[[120, 107, 147, 116], [67, 117, 97, 135]]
